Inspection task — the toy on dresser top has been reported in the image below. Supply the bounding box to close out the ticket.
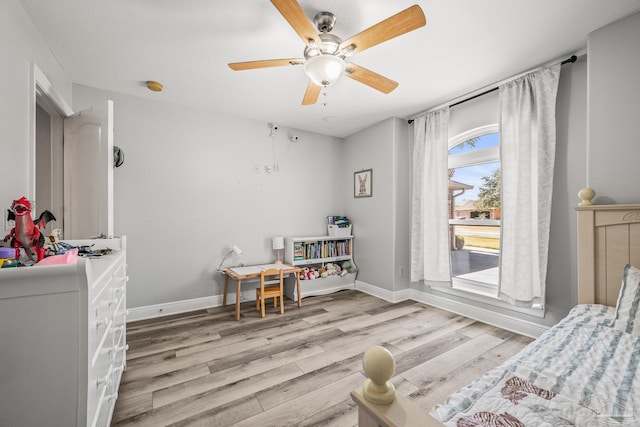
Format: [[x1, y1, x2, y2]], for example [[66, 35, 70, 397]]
[[3, 196, 56, 263]]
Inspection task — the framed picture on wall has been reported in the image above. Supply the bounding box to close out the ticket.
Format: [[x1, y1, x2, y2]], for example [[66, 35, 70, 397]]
[[354, 169, 373, 198]]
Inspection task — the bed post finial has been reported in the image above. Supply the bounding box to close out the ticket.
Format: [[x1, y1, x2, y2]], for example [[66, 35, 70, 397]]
[[362, 345, 396, 404], [578, 187, 596, 206]]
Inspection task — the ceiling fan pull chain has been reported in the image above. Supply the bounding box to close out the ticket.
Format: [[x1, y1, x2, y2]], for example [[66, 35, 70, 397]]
[[322, 87, 329, 107]]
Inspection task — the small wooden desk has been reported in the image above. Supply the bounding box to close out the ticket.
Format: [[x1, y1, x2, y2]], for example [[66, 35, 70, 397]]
[[223, 263, 303, 320]]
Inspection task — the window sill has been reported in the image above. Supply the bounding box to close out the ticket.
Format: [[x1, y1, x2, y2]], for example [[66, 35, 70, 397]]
[[432, 278, 545, 319]]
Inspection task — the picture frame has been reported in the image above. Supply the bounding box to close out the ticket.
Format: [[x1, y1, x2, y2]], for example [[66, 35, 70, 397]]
[[354, 169, 373, 198]]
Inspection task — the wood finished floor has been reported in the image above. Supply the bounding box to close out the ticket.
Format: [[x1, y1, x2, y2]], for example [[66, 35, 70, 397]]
[[112, 290, 533, 427]]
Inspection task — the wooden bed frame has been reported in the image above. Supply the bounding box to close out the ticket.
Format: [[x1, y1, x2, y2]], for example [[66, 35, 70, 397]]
[[577, 203, 640, 306], [352, 196, 640, 426]]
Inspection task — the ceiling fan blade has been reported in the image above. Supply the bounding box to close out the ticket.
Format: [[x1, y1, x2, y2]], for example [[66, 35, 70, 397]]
[[228, 58, 304, 71], [345, 63, 398, 94], [302, 81, 321, 105], [271, 0, 323, 49], [339, 5, 426, 55]]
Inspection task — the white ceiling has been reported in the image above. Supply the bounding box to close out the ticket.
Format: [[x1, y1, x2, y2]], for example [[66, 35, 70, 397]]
[[19, 0, 640, 138]]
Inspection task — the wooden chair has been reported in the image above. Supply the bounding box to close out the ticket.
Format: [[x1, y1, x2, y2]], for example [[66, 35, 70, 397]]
[[256, 268, 284, 318]]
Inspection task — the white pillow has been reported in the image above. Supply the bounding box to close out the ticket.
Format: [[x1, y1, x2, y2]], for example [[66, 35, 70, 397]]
[[612, 264, 640, 335]]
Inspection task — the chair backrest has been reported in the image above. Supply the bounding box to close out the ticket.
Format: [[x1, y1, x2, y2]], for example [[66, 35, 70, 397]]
[[260, 268, 283, 285]]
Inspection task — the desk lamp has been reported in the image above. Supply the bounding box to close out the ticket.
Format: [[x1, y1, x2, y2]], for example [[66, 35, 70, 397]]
[[217, 245, 242, 273], [272, 237, 284, 264]]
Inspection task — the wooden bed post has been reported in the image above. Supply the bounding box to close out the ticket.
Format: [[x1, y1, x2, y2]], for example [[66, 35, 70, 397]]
[[351, 346, 445, 426], [577, 205, 596, 304]]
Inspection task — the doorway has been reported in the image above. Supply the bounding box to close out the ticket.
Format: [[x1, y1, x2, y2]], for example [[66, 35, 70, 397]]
[[35, 91, 64, 235], [30, 63, 114, 240]]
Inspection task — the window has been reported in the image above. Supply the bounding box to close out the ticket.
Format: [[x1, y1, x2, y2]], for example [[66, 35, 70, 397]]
[[448, 125, 500, 295]]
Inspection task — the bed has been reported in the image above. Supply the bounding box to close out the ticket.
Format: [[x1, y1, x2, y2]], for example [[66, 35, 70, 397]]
[[352, 199, 640, 426]]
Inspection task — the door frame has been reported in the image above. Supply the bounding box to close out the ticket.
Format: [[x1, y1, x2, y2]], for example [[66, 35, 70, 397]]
[[28, 62, 73, 203], [28, 62, 73, 233]]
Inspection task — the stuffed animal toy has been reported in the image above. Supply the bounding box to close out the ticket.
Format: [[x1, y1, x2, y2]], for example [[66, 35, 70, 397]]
[[318, 266, 326, 278], [342, 260, 358, 274], [305, 268, 317, 280], [325, 263, 339, 276]]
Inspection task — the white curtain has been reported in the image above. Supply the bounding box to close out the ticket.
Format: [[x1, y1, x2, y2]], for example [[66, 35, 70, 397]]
[[498, 64, 561, 307], [410, 108, 451, 284]]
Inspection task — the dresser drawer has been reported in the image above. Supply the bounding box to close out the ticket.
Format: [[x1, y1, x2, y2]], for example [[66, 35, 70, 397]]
[[90, 377, 117, 427], [93, 398, 116, 427], [88, 341, 113, 427], [89, 311, 112, 360], [112, 331, 127, 383]]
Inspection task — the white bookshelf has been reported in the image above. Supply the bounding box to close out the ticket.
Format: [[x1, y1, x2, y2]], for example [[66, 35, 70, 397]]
[[284, 235, 356, 299]]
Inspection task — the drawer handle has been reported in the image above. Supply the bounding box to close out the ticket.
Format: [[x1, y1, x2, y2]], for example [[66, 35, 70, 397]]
[[104, 392, 118, 402], [115, 344, 129, 352], [96, 373, 111, 388], [100, 298, 118, 308], [96, 317, 109, 329]]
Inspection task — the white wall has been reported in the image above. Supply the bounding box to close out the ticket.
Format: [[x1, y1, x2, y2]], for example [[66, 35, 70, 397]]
[[0, 0, 72, 219], [342, 119, 397, 291], [547, 55, 588, 315], [73, 85, 343, 308], [588, 12, 640, 203], [340, 117, 411, 294], [393, 118, 411, 292]]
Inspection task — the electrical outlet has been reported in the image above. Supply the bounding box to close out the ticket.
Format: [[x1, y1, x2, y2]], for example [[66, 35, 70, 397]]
[[399, 266, 405, 277]]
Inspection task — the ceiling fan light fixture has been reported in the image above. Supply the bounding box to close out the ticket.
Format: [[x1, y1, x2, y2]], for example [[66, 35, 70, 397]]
[[303, 54, 345, 86]]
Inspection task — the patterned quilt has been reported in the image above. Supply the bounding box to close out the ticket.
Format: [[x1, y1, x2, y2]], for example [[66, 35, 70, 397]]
[[431, 304, 640, 426]]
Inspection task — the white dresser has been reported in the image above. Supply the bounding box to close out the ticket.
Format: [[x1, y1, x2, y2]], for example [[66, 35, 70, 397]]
[[0, 236, 127, 427]]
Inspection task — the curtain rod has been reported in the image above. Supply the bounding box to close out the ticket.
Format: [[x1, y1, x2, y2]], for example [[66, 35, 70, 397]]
[[408, 54, 578, 124]]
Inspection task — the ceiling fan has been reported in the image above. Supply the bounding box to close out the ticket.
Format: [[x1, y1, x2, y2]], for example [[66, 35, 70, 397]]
[[228, 0, 426, 105]]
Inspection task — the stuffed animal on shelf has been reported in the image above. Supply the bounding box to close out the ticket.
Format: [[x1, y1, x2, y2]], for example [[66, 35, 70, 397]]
[[305, 268, 317, 280], [342, 260, 358, 274], [318, 266, 327, 278], [325, 263, 343, 276]]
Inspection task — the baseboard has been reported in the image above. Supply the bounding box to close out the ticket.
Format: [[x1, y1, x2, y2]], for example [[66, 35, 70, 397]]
[[407, 289, 548, 338], [127, 290, 255, 322], [355, 280, 412, 303], [355, 280, 548, 338], [130, 283, 549, 337]]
